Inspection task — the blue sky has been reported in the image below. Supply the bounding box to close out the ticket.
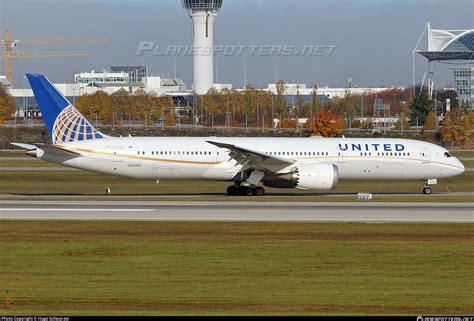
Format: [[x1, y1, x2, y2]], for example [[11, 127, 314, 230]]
[[1, 0, 473, 88]]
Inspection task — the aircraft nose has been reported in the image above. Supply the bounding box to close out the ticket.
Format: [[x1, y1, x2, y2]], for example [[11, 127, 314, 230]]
[[459, 161, 465, 174], [456, 159, 465, 175]]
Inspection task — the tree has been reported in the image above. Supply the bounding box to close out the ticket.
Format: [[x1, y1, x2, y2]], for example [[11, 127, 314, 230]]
[[280, 118, 298, 129], [306, 111, 344, 137], [395, 112, 409, 131], [408, 91, 434, 126], [423, 111, 437, 132], [436, 89, 458, 112], [75, 91, 113, 124], [460, 100, 471, 114], [0, 86, 16, 120], [439, 109, 471, 147], [295, 88, 303, 120], [111, 89, 131, 124], [310, 85, 320, 115], [275, 80, 287, 119]]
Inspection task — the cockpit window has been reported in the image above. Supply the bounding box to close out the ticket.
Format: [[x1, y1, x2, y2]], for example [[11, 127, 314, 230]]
[[444, 152, 453, 158]]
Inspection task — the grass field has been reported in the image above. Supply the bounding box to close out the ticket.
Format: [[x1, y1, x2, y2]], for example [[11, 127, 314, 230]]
[[461, 160, 474, 168], [0, 170, 472, 196], [453, 151, 474, 158], [0, 159, 58, 167], [0, 221, 472, 316]]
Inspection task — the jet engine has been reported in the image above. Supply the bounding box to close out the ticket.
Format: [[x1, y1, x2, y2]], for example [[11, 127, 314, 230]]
[[279, 163, 339, 190]]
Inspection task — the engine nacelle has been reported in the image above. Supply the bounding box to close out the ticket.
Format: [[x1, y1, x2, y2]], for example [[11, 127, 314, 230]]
[[281, 163, 339, 190]]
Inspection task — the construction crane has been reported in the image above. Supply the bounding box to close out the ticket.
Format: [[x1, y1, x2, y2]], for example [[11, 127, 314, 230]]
[[0, 28, 109, 86]]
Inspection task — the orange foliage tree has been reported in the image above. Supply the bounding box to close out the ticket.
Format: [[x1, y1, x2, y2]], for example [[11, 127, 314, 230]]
[[439, 109, 471, 147], [305, 111, 344, 137], [280, 118, 298, 129]]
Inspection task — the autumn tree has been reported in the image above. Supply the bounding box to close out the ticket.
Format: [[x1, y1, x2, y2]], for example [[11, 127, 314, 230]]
[[310, 85, 320, 115], [280, 118, 298, 129], [275, 80, 287, 119], [74, 91, 113, 125], [439, 109, 471, 147], [111, 89, 131, 123], [0, 85, 16, 120], [395, 112, 409, 131], [422, 111, 437, 132], [306, 111, 344, 137]]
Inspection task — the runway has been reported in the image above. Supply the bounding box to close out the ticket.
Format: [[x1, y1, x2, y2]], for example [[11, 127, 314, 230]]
[[0, 201, 472, 223]]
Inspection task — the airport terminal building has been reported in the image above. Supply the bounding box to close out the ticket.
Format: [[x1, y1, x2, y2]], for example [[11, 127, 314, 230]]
[[5, 66, 191, 118], [452, 67, 474, 108]]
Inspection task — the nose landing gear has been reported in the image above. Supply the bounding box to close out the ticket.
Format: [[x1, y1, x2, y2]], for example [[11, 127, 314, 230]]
[[423, 179, 437, 195], [423, 186, 432, 195]]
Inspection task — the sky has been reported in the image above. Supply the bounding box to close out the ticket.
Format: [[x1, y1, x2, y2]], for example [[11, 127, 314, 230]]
[[0, 0, 473, 89]]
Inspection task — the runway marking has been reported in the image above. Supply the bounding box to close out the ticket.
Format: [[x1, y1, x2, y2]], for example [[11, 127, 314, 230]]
[[0, 208, 153, 212]]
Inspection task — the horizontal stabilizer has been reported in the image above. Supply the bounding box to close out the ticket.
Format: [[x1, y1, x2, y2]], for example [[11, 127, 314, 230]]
[[11, 142, 37, 151], [10, 142, 81, 157]]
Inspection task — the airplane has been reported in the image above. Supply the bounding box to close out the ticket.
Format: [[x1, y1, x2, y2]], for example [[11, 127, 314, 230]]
[[12, 74, 465, 196]]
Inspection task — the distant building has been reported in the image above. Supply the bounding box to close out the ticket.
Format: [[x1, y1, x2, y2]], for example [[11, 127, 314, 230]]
[[213, 84, 233, 91], [73, 66, 187, 95], [7, 66, 191, 117], [0, 75, 9, 88], [110, 66, 148, 83], [452, 67, 473, 109], [266, 83, 395, 106], [417, 24, 474, 62]]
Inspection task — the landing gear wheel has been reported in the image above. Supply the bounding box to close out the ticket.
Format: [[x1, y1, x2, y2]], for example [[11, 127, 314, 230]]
[[239, 186, 255, 196], [254, 187, 265, 196], [227, 185, 239, 196], [423, 186, 432, 195]]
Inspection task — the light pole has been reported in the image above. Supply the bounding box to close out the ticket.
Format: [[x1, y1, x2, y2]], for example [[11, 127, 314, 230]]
[[23, 76, 26, 124]]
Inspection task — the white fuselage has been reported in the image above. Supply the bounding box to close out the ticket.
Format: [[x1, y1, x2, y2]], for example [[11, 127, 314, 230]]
[[36, 137, 465, 186]]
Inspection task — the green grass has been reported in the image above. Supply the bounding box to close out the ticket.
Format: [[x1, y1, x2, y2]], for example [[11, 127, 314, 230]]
[[460, 160, 474, 168], [452, 150, 474, 158], [0, 170, 472, 196], [0, 151, 25, 157], [0, 221, 472, 316], [0, 159, 59, 167]]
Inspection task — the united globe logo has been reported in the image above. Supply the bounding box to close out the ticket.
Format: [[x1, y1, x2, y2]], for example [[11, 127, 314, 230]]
[[51, 105, 102, 145]]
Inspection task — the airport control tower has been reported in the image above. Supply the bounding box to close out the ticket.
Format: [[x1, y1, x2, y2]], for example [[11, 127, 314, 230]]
[[182, 0, 223, 95]]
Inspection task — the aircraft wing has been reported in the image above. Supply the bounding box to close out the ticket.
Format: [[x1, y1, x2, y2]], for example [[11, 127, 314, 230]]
[[206, 140, 294, 166]]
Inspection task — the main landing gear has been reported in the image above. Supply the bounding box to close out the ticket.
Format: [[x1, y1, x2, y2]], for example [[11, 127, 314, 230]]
[[227, 184, 265, 196]]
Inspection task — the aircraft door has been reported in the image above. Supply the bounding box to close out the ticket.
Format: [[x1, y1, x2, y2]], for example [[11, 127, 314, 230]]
[[338, 150, 347, 163], [113, 147, 123, 162], [421, 148, 431, 163], [216, 148, 227, 162]]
